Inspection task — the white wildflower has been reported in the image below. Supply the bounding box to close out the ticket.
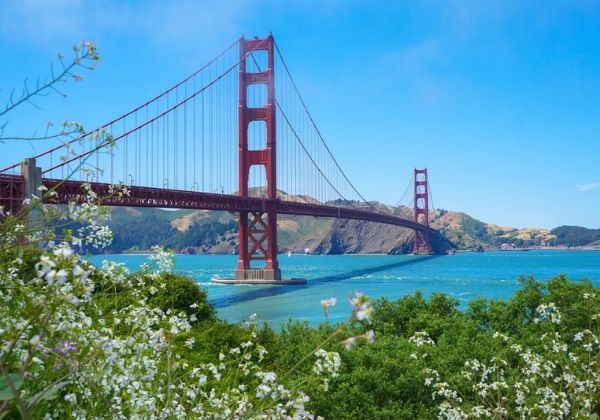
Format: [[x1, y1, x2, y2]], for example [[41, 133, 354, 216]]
[[341, 336, 357, 350]]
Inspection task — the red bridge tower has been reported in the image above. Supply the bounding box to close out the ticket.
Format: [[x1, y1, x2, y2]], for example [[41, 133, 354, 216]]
[[235, 35, 280, 281], [413, 168, 431, 254]]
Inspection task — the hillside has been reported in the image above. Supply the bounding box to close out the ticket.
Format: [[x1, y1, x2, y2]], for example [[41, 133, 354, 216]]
[[550, 225, 600, 247], [431, 211, 558, 249], [98, 201, 595, 255]]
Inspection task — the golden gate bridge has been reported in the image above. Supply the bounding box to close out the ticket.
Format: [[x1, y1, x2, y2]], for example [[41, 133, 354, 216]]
[[0, 34, 442, 284]]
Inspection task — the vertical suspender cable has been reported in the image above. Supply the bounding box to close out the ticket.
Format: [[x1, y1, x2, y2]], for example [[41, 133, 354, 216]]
[[174, 89, 178, 189], [209, 64, 213, 192], [193, 77, 196, 189], [201, 72, 205, 192], [184, 81, 187, 189], [166, 94, 169, 188]]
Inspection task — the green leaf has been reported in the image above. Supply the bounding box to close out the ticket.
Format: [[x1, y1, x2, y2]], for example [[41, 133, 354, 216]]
[[29, 363, 44, 373], [27, 380, 69, 404], [77, 343, 91, 360], [0, 373, 23, 401]]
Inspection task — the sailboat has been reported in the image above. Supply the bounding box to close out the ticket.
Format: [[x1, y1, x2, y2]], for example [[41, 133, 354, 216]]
[[287, 251, 292, 257]]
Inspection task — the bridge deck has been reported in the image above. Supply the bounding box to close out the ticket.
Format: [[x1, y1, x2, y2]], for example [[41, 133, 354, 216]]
[[0, 176, 430, 233]]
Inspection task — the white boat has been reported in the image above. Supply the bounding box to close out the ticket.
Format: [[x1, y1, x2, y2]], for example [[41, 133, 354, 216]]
[[287, 251, 292, 257]]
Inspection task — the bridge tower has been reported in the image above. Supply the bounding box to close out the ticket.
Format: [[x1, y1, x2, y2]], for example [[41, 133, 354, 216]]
[[413, 168, 431, 254], [235, 34, 281, 281]]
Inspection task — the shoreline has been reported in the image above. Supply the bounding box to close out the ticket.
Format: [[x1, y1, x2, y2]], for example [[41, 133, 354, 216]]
[[90, 247, 600, 257]]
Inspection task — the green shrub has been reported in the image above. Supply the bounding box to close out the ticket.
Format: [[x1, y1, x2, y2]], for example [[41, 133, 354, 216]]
[[149, 273, 215, 321]]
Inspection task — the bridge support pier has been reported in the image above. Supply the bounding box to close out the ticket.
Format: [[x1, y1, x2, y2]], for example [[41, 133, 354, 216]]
[[21, 158, 42, 201], [234, 206, 282, 281], [16, 158, 43, 244]]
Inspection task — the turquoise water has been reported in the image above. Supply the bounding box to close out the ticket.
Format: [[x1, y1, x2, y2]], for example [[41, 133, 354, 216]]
[[89, 251, 600, 327]]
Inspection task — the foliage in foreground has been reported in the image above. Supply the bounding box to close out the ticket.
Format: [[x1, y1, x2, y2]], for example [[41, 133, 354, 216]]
[[0, 219, 363, 418], [0, 178, 598, 419], [1, 219, 598, 419], [268, 275, 599, 419], [0, 40, 598, 418]]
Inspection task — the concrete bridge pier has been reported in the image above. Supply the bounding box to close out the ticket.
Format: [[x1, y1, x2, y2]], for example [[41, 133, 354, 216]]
[[18, 158, 43, 244], [21, 158, 42, 201]]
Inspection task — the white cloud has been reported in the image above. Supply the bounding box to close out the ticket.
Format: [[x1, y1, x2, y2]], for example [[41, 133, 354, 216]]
[[576, 183, 600, 192]]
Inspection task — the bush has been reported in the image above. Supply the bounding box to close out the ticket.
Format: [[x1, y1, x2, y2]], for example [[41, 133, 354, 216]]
[[148, 273, 215, 321]]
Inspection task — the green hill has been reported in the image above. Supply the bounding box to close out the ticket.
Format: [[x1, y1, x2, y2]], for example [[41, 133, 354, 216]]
[[95, 201, 596, 254], [551, 225, 600, 247]]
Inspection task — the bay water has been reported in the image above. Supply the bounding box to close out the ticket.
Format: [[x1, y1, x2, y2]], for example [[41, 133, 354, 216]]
[[89, 250, 600, 327]]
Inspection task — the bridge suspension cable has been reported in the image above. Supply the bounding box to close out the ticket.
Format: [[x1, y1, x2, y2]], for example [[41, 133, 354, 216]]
[[2, 35, 414, 222], [0, 39, 240, 175], [395, 173, 414, 209], [1, 38, 274, 200], [428, 175, 438, 225], [249, 41, 378, 212], [274, 42, 374, 206]]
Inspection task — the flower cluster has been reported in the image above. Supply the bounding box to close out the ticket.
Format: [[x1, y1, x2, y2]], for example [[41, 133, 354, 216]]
[[178, 320, 314, 418], [148, 245, 175, 275], [534, 302, 562, 325], [0, 240, 96, 416], [348, 291, 373, 322], [328, 291, 376, 351], [409, 300, 600, 419], [313, 349, 341, 390], [409, 331, 436, 348]]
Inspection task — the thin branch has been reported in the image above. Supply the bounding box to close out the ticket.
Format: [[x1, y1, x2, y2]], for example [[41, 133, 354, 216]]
[[24, 98, 41, 110], [1, 42, 98, 118], [0, 129, 81, 142], [25, 373, 72, 410]]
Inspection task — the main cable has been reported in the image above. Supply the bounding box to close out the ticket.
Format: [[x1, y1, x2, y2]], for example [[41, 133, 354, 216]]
[[248, 51, 357, 208], [274, 41, 377, 212], [0, 38, 240, 174], [44, 39, 267, 174], [395, 174, 414, 209]]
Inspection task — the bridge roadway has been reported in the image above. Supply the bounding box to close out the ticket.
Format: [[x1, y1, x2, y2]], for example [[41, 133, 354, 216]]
[[0, 175, 431, 233]]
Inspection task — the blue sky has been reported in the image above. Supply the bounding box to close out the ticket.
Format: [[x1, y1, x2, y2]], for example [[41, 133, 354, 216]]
[[1, 0, 599, 229]]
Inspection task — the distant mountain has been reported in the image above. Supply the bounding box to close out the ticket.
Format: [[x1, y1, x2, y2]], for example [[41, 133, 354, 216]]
[[550, 226, 600, 247], [97, 197, 597, 255], [431, 211, 558, 249]]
